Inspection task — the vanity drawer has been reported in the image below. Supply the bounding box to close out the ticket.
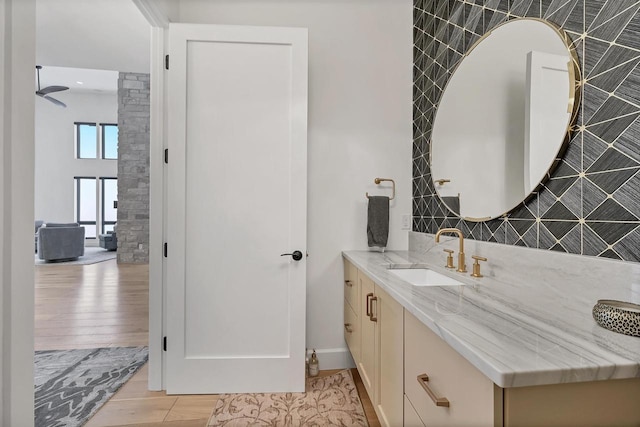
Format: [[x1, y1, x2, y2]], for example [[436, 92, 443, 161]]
[[344, 259, 358, 312], [404, 394, 426, 427], [344, 299, 360, 362], [404, 311, 501, 427]]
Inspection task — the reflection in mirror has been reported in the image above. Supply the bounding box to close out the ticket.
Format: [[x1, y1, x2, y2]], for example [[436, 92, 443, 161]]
[[431, 19, 580, 221]]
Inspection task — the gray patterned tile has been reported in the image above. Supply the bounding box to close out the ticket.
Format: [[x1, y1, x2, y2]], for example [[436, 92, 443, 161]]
[[587, 104, 640, 145], [559, 223, 582, 254], [612, 226, 640, 261], [614, 117, 640, 162], [552, 161, 579, 178], [612, 169, 640, 217], [582, 224, 608, 256], [584, 37, 611, 77], [543, 0, 581, 30], [589, 54, 640, 94], [587, 167, 638, 194], [616, 6, 640, 51], [586, 198, 639, 221], [508, 202, 536, 219], [586, 148, 639, 173], [600, 249, 622, 260], [510, 0, 537, 16], [582, 177, 608, 217], [544, 177, 578, 198], [615, 64, 640, 107], [538, 222, 558, 249], [587, 1, 640, 41], [583, 130, 609, 170], [559, 178, 582, 218], [542, 220, 579, 240], [505, 222, 520, 245], [542, 201, 578, 220], [581, 84, 610, 124], [587, 221, 639, 245]]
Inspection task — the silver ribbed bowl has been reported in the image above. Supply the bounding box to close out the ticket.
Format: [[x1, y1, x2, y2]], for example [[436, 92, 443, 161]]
[[592, 300, 640, 337]]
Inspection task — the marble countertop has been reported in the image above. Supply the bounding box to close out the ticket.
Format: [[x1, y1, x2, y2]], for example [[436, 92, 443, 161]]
[[342, 246, 640, 388]]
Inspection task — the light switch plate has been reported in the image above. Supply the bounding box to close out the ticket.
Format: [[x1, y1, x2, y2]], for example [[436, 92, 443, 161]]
[[402, 214, 411, 230]]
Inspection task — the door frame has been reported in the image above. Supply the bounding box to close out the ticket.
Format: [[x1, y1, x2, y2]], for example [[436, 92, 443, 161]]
[[132, 0, 170, 391]]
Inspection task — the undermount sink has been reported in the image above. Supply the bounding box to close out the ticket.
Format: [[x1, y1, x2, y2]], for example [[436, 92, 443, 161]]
[[388, 268, 465, 287]]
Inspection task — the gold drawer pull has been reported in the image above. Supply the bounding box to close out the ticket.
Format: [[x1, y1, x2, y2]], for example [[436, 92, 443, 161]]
[[417, 374, 450, 407], [344, 323, 353, 333], [345, 280, 353, 287], [369, 296, 378, 322]]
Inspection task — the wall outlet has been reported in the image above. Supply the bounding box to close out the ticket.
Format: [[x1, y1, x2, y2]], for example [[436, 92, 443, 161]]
[[401, 214, 412, 230]]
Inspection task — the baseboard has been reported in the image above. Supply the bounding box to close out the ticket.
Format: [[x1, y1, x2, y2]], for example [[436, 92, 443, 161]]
[[310, 347, 355, 370]]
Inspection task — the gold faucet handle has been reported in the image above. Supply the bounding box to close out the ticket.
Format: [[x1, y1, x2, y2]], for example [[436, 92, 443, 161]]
[[443, 249, 455, 269], [471, 255, 487, 278]]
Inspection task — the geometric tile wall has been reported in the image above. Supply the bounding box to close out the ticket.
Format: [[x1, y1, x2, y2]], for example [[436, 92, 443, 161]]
[[413, 0, 640, 262]]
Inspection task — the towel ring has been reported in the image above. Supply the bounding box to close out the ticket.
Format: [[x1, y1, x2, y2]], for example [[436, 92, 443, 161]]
[[366, 178, 395, 200]]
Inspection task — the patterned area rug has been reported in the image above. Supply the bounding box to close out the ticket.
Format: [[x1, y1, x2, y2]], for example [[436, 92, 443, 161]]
[[34, 347, 148, 427], [209, 370, 369, 426], [35, 247, 117, 266]]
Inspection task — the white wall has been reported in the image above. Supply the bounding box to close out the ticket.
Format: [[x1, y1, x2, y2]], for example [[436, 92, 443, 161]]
[[35, 91, 117, 224], [175, 0, 413, 367], [36, 0, 150, 73], [1, 0, 36, 424]]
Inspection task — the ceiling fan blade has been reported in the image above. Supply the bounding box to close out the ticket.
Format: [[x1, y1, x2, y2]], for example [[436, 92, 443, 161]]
[[38, 85, 69, 95], [44, 95, 66, 108]]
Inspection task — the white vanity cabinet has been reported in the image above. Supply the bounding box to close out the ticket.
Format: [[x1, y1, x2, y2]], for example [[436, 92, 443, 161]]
[[343, 256, 640, 427], [344, 259, 403, 427], [343, 258, 360, 362], [404, 310, 502, 427]]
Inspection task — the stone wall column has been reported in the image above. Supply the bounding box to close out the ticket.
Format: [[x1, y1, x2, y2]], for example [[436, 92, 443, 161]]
[[117, 72, 150, 263]]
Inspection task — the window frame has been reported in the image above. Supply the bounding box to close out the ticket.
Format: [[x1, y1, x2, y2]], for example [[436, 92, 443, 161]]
[[74, 176, 98, 239], [100, 177, 118, 234], [100, 123, 118, 160], [74, 122, 98, 159]]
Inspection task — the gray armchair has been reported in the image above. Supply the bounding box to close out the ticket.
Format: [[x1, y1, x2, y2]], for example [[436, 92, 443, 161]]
[[37, 223, 85, 261]]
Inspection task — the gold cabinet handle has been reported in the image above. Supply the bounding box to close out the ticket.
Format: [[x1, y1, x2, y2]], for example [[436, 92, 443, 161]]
[[345, 280, 353, 287], [435, 179, 450, 186], [366, 292, 373, 317], [344, 323, 353, 333], [417, 374, 450, 407], [369, 296, 378, 322]]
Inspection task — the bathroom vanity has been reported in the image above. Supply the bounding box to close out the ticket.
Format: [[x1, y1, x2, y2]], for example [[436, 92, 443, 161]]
[[343, 235, 640, 427]]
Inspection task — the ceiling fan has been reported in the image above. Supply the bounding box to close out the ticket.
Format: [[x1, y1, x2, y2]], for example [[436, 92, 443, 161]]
[[35, 65, 69, 108]]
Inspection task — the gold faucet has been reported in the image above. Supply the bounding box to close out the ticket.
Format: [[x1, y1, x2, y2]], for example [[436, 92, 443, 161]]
[[435, 228, 466, 273]]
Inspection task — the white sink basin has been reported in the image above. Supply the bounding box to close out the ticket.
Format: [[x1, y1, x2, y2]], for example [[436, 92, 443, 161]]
[[388, 268, 465, 287]]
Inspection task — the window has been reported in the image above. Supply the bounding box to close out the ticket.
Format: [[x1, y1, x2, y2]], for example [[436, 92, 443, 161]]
[[102, 124, 118, 160], [74, 122, 118, 159], [75, 123, 97, 159], [74, 177, 97, 238], [101, 178, 118, 233], [74, 176, 118, 238]]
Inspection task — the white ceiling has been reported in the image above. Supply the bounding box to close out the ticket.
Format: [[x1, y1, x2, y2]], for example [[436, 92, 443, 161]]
[[36, 0, 151, 78], [37, 66, 119, 93]]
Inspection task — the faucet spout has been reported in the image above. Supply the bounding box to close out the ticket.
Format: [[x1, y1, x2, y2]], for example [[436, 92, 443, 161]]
[[435, 228, 466, 273]]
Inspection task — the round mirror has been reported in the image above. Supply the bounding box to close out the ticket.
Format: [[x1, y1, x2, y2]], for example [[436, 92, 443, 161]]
[[431, 18, 581, 221]]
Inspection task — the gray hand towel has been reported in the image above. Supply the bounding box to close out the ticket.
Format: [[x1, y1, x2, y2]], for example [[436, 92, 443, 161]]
[[367, 196, 389, 248]]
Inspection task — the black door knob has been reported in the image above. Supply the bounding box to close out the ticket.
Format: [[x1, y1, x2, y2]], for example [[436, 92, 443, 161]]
[[281, 250, 303, 261]]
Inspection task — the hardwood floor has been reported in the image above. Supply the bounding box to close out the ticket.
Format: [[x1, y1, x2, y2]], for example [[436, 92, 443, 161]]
[[35, 259, 380, 426]]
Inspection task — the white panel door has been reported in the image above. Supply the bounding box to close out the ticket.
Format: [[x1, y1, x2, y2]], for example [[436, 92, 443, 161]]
[[166, 24, 308, 394]]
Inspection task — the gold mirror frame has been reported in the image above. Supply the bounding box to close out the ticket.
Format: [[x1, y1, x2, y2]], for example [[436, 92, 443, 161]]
[[430, 18, 582, 222]]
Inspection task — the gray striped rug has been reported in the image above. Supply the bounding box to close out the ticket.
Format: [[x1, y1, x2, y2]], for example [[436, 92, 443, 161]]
[[34, 346, 148, 427]]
